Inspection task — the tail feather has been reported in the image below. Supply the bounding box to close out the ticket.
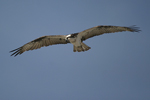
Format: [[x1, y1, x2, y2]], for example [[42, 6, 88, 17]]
[[73, 42, 91, 52]]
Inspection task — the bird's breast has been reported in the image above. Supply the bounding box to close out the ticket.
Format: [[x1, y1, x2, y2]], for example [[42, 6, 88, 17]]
[[69, 37, 81, 47], [68, 38, 76, 43]]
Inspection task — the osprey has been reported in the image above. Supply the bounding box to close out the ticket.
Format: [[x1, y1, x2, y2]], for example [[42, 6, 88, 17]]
[[10, 25, 140, 56]]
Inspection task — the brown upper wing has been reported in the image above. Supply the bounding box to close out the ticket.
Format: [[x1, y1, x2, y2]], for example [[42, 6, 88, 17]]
[[10, 35, 69, 56], [78, 25, 140, 41]]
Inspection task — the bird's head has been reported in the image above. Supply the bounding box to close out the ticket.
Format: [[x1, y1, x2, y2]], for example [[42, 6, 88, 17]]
[[65, 34, 71, 41], [65, 33, 78, 41]]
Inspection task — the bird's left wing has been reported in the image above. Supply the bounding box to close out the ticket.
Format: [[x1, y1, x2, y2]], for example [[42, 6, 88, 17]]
[[78, 25, 140, 41], [10, 35, 69, 56]]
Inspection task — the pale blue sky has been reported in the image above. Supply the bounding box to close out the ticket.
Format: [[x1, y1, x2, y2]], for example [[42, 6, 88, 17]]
[[1, 0, 150, 100]]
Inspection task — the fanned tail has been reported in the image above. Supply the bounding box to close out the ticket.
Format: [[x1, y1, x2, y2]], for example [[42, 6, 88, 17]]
[[73, 42, 91, 52]]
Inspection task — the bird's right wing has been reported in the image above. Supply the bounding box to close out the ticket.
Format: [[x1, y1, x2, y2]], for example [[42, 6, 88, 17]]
[[10, 35, 69, 56]]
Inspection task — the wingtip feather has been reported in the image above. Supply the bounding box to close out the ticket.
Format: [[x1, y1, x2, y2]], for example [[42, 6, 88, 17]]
[[10, 47, 22, 57], [129, 25, 141, 32]]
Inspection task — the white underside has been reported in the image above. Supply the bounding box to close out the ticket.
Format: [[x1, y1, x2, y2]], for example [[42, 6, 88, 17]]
[[68, 37, 81, 47]]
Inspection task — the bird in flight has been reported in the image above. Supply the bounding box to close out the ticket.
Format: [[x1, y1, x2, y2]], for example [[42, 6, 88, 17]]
[[10, 25, 140, 57]]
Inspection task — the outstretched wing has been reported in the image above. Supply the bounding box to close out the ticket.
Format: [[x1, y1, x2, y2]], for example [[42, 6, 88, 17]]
[[78, 25, 140, 41], [10, 35, 69, 56]]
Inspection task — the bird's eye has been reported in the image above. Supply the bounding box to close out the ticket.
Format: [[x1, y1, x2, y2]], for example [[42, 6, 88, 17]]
[[71, 35, 74, 37]]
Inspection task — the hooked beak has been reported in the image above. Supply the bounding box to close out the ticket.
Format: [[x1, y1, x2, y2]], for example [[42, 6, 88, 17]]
[[65, 37, 68, 42]]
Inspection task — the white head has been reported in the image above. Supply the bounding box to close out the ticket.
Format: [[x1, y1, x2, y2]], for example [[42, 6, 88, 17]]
[[65, 33, 78, 40]]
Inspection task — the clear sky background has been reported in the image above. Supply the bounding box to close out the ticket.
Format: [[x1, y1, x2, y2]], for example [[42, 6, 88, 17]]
[[1, 0, 150, 100]]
